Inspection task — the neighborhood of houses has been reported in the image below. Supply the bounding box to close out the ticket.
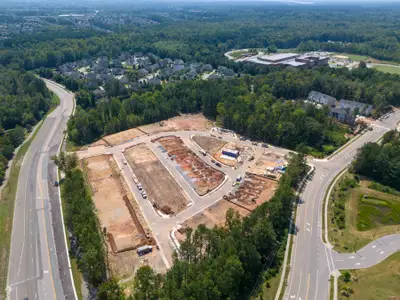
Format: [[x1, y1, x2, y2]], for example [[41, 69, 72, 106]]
[[306, 90, 373, 124], [58, 52, 236, 96], [59, 51, 374, 127]]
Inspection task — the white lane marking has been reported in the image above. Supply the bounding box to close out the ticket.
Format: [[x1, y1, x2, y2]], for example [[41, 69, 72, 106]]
[[324, 246, 332, 273], [336, 260, 344, 262], [380, 251, 384, 254], [355, 262, 361, 266], [349, 256, 355, 259], [44, 270, 49, 274], [372, 245, 376, 248], [307, 228, 311, 232], [290, 295, 295, 299]]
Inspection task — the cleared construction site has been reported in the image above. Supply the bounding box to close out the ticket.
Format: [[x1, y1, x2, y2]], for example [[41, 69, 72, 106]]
[[124, 143, 190, 215], [175, 199, 251, 243], [154, 136, 225, 196], [82, 154, 160, 277], [139, 113, 211, 135], [248, 152, 287, 180], [192, 135, 226, 155], [192, 135, 253, 167], [225, 173, 278, 210]]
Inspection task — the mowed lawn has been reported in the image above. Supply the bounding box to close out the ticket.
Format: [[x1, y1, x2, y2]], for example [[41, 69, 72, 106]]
[[328, 174, 400, 252], [337, 53, 370, 61], [338, 252, 400, 300], [372, 64, 400, 75]]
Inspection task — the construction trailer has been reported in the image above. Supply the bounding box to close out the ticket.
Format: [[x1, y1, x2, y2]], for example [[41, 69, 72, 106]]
[[222, 148, 239, 158]]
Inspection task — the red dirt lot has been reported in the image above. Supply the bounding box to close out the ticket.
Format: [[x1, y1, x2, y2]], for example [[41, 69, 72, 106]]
[[139, 114, 211, 135], [124, 143, 189, 215], [225, 173, 278, 211], [101, 128, 146, 146], [154, 136, 225, 196], [82, 154, 160, 277], [248, 152, 286, 179], [175, 199, 251, 243]]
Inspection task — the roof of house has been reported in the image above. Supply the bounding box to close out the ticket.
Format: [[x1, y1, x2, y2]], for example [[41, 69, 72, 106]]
[[339, 99, 373, 113], [308, 91, 336, 106]]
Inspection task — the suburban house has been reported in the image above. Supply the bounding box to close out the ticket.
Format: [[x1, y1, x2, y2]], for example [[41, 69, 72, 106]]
[[307, 91, 336, 107], [339, 99, 373, 116], [329, 107, 355, 125]]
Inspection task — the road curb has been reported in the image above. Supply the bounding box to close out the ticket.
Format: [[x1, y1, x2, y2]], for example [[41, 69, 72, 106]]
[[53, 82, 78, 300], [275, 164, 315, 300], [323, 166, 350, 246]]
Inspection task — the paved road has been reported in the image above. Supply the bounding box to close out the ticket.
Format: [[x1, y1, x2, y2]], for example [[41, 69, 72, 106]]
[[284, 110, 400, 300], [77, 130, 291, 266], [7, 80, 75, 300]]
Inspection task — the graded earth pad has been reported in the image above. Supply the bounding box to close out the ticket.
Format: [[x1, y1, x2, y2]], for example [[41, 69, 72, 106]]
[[139, 114, 211, 135], [175, 199, 251, 243], [225, 173, 278, 210], [90, 139, 108, 147], [101, 128, 146, 146], [125, 143, 189, 215], [213, 141, 242, 167], [154, 136, 225, 196], [192, 135, 226, 155], [83, 155, 148, 252], [248, 152, 286, 178], [82, 155, 159, 277]]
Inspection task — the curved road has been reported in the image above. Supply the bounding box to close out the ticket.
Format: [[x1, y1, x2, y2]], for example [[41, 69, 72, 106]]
[[284, 111, 400, 300], [7, 80, 75, 300]]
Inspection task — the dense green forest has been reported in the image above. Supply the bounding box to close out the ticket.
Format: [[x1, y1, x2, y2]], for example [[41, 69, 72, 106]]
[[96, 153, 308, 299], [2, 4, 400, 71], [352, 130, 400, 190], [0, 69, 53, 183], [57, 152, 107, 286], [67, 66, 400, 156]]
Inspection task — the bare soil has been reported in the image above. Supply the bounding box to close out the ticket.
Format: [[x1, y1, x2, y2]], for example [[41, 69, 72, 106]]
[[175, 199, 251, 243], [90, 139, 108, 147], [139, 114, 211, 135], [101, 128, 146, 146], [83, 155, 162, 277], [225, 173, 278, 210], [214, 141, 241, 167], [155, 136, 225, 196], [192, 135, 226, 155], [83, 155, 148, 252], [124, 143, 189, 214], [248, 152, 286, 177]]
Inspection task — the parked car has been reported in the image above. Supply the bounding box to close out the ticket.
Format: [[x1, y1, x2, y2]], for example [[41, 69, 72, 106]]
[[215, 162, 222, 167], [54, 181, 59, 187], [211, 159, 216, 163]]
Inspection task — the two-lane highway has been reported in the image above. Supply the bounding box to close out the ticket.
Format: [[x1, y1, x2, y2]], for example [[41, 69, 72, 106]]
[[7, 80, 75, 300], [285, 111, 400, 300]]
